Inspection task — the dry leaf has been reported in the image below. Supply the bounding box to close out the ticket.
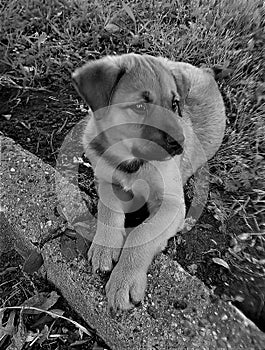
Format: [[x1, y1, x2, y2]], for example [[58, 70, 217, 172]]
[[76, 233, 90, 258], [104, 23, 120, 33], [37, 291, 60, 311], [74, 221, 95, 242], [70, 340, 89, 347], [7, 312, 27, 350], [237, 233, 251, 240], [60, 235, 78, 260], [2, 114, 12, 120], [22, 291, 60, 314], [23, 249, 44, 274], [0, 310, 16, 343], [37, 325, 49, 345], [49, 309, 64, 316], [212, 257, 230, 269], [234, 295, 245, 302]]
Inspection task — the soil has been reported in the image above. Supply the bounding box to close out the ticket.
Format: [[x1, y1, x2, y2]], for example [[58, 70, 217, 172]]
[[1, 84, 265, 335]]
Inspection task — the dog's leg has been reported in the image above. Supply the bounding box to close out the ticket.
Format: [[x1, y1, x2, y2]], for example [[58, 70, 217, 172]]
[[106, 192, 185, 310], [88, 182, 129, 273]]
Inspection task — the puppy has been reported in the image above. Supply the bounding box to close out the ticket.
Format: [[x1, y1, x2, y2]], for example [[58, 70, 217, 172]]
[[72, 54, 226, 310]]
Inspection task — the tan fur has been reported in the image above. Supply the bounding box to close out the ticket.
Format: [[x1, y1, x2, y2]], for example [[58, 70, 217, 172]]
[[72, 53, 226, 310]]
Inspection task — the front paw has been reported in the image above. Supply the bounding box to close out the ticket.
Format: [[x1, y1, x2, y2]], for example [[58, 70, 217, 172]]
[[106, 264, 147, 311], [88, 243, 121, 273]]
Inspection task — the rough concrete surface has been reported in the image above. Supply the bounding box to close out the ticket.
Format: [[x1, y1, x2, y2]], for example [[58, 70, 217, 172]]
[[1, 135, 265, 349]]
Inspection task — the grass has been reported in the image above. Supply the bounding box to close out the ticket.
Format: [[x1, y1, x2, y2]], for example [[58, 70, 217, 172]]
[[0, 0, 265, 346], [1, 0, 263, 231]]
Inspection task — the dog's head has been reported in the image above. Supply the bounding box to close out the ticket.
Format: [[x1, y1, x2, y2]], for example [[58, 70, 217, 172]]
[[72, 54, 190, 169]]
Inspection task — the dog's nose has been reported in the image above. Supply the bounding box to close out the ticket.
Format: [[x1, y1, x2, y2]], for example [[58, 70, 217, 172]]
[[165, 134, 184, 155]]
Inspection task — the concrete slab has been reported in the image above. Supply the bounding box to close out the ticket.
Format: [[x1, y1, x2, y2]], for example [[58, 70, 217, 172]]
[[1, 135, 265, 349]]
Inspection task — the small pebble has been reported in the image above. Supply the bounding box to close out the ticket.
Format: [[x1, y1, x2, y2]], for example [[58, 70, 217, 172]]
[[212, 330, 218, 339], [221, 314, 228, 321]]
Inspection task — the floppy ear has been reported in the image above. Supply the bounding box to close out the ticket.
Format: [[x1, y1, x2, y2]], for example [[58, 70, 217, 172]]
[[72, 58, 125, 112], [203, 66, 234, 81]]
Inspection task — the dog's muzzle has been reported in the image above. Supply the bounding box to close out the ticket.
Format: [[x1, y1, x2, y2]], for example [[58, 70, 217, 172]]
[[132, 133, 184, 161], [165, 133, 184, 156]]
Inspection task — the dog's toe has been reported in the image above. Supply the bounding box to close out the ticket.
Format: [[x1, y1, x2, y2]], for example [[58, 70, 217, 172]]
[[106, 265, 147, 311], [88, 243, 121, 273], [130, 278, 146, 305], [111, 288, 133, 311], [99, 255, 114, 272]]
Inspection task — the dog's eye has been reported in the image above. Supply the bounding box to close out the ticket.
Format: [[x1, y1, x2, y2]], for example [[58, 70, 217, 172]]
[[172, 98, 182, 117], [130, 103, 147, 115], [172, 98, 178, 112]]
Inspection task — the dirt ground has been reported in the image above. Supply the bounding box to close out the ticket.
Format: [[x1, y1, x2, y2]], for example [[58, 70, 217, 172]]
[[1, 84, 265, 334]]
